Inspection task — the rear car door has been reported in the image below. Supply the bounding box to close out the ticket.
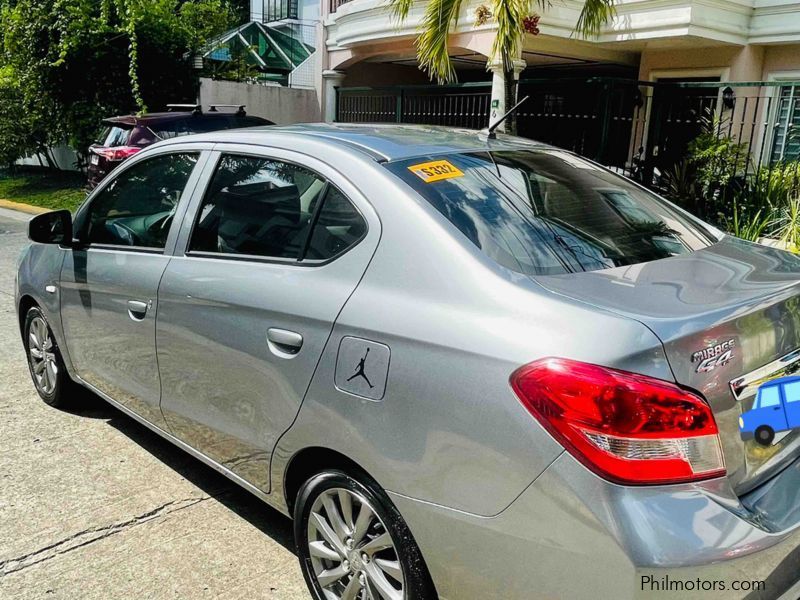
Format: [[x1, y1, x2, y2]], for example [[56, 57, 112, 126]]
[[156, 147, 379, 492], [782, 380, 800, 428], [61, 149, 206, 428]]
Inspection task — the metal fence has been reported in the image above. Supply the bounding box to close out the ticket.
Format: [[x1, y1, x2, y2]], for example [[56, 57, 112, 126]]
[[337, 78, 800, 201], [337, 83, 492, 129]]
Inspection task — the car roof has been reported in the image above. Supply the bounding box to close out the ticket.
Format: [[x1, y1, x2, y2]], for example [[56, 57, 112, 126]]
[[161, 123, 550, 162], [761, 375, 800, 388], [103, 112, 267, 127]]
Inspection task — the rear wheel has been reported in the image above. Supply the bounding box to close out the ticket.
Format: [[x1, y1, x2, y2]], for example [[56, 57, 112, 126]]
[[24, 307, 73, 408], [755, 425, 775, 446], [294, 469, 436, 600]]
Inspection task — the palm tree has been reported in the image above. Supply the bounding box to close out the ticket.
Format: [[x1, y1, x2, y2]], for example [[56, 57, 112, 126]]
[[388, 0, 617, 134]]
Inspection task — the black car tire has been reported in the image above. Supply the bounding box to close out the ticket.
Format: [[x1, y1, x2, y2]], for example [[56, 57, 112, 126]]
[[755, 425, 775, 446], [23, 306, 75, 408], [295, 469, 437, 600]]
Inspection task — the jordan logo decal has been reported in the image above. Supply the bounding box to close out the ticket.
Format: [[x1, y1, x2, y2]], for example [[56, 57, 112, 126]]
[[347, 348, 374, 389]]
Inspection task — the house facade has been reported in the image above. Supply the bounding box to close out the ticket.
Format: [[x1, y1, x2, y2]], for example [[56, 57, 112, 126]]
[[244, 0, 800, 172]]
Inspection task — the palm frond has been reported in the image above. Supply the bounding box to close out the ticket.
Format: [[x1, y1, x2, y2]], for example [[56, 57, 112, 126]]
[[387, 0, 415, 22], [575, 0, 616, 39], [491, 0, 529, 70], [414, 0, 465, 83]]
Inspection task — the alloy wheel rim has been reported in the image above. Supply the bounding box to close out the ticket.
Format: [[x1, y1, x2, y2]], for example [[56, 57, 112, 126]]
[[307, 487, 404, 600], [28, 316, 58, 395]]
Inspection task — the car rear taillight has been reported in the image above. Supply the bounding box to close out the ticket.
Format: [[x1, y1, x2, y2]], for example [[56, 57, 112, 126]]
[[96, 146, 141, 161], [510, 358, 725, 485]]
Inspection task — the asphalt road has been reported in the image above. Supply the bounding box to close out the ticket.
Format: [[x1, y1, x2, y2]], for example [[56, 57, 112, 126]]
[[0, 208, 310, 599]]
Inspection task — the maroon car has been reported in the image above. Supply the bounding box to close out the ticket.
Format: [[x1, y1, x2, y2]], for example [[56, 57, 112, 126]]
[[87, 105, 272, 188]]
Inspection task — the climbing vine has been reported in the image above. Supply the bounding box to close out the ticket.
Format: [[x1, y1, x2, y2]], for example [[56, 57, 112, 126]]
[[0, 0, 236, 167]]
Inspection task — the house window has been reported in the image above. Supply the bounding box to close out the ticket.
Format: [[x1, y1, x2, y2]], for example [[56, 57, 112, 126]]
[[770, 84, 800, 163], [261, 0, 298, 22]]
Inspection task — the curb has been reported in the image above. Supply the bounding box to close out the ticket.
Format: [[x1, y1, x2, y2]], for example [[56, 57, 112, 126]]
[[0, 199, 50, 215]]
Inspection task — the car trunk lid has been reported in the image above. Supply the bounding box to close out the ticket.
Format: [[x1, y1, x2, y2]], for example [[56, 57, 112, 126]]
[[534, 236, 800, 494]]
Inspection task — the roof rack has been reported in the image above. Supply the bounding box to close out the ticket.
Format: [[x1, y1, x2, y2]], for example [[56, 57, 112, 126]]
[[166, 103, 202, 115], [208, 104, 247, 116]]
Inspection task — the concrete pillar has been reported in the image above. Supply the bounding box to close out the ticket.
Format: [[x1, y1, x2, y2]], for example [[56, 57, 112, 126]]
[[322, 69, 346, 122], [488, 58, 526, 131]]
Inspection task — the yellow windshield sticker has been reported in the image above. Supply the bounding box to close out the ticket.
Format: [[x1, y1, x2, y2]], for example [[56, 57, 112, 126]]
[[408, 160, 464, 183]]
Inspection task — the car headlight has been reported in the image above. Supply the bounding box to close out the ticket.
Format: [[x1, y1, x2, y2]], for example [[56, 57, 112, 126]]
[[739, 417, 744, 429]]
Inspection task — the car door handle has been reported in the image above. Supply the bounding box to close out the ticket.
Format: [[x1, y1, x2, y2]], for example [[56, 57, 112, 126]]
[[127, 300, 149, 321], [267, 328, 303, 358]]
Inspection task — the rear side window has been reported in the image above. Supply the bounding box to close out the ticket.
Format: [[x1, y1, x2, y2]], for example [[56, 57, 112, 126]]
[[189, 154, 366, 261], [384, 150, 715, 276], [152, 120, 190, 140], [153, 116, 268, 139], [305, 187, 367, 260], [783, 382, 800, 403], [184, 116, 267, 133]]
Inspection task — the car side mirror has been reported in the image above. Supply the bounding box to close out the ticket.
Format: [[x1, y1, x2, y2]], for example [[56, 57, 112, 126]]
[[28, 210, 73, 246]]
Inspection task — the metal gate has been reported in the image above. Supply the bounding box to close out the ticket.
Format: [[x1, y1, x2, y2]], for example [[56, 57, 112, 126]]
[[337, 78, 800, 189]]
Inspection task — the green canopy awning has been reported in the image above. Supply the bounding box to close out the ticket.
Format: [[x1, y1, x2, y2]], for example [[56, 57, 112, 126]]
[[204, 21, 314, 75]]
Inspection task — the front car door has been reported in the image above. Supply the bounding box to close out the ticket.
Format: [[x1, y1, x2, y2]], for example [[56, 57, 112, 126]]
[[756, 384, 788, 433], [156, 147, 380, 491], [60, 148, 207, 428]]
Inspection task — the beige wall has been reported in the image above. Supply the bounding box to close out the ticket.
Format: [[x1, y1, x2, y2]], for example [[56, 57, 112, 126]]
[[198, 78, 321, 124], [639, 43, 800, 83], [762, 45, 800, 78]]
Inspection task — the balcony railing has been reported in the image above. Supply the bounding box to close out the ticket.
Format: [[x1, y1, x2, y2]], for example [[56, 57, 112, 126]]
[[330, 0, 353, 13]]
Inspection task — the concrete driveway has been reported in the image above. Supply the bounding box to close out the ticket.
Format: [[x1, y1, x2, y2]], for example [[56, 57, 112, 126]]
[[0, 208, 310, 599]]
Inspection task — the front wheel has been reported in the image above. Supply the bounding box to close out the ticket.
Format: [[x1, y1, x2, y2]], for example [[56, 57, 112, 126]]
[[23, 306, 73, 408], [754, 425, 775, 446], [294, 469, 436, 600]]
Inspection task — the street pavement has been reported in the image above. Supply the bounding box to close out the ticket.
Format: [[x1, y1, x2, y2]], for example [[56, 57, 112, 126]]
[[0, 208, 310, 599]]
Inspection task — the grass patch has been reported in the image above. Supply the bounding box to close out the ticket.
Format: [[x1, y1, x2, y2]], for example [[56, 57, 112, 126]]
[[0, 168, 87, 212]]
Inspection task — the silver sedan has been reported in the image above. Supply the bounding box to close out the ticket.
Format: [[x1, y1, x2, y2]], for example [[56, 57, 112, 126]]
[[16, 124, 800, 599]]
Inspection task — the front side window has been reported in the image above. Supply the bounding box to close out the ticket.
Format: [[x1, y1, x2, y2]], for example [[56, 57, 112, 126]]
[[385, 150, 715, 276], [759, 386, 781, 408], [189, 154, 366, 261], [83, 152, 198, 248]]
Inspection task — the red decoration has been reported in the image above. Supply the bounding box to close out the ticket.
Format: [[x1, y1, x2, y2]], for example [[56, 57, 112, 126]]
[[523, 15, 540, 35]]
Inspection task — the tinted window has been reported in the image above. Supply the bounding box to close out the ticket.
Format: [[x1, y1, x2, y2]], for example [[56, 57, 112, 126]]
[[783, 381, 800, 403], [185, 115, 267, 133], [190, 154, 365, 261], [305, 187, 367, 260], [84, 153, 198, 248], [759, 386, 781, 408], [152, 120, 190, 140], [190, 155, 323, 258], [153, 116, 268, 140], [385, 150, 715, 276], [97, 125, 131, 147]]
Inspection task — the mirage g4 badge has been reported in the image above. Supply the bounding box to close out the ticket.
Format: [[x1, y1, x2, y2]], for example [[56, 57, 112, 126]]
[[691, 339, 735, 373]]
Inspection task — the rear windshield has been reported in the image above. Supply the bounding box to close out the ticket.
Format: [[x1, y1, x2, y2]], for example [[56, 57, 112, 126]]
[[96, 125, 131, 147], [384, 150, 715, 276]]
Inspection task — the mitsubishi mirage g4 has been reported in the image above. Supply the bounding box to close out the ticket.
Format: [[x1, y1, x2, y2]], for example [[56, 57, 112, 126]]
[[16, 124, 800, 600]]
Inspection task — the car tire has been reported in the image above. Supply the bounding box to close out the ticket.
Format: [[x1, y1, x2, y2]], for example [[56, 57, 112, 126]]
[[23, 306, 74, 408], [755, 425, 775, 446], [294, 469, 437, 600]]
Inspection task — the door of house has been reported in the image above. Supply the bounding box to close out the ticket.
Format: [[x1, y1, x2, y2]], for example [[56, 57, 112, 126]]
[[646, 77, 721, 181]]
